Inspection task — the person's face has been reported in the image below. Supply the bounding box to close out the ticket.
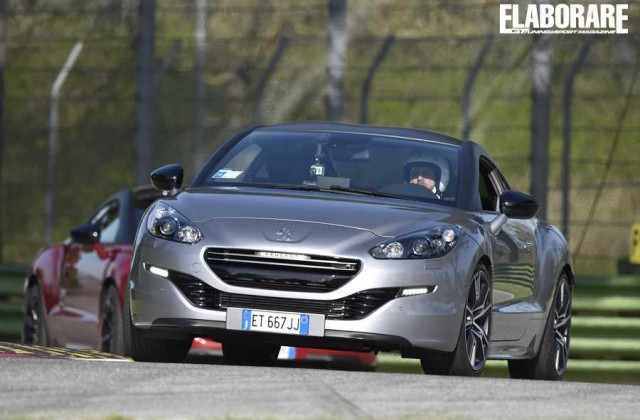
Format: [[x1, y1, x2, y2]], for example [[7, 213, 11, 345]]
[[409, 167, 436, 190]]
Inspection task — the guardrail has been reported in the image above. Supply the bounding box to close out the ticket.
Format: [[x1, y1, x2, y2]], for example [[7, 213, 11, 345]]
[[0, 266, 26, 341]]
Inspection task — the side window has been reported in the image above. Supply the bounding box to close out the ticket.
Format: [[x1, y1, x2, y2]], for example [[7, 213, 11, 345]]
[[91, 202, 120, 244], [478, 159, 499, 212]]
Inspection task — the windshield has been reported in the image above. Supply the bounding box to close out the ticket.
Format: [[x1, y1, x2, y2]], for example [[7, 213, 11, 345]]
[[194, 130, 460, 206]]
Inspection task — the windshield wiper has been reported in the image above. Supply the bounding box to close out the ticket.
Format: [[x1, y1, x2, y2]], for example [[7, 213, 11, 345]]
[[210, 182, 402, 199], [318, 185, 403, 199]]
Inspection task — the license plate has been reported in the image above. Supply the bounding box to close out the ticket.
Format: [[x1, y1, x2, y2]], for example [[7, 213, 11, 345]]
[[241, 309, 310, 335], [226, 307, 325, 337]]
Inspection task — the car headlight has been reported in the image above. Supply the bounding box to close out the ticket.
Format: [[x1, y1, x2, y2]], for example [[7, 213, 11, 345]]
[[370, 225, 460, 259], [146, 202, 202, 244]]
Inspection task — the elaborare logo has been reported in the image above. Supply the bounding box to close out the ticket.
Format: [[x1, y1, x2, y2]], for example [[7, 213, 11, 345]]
[[500, 3, 629, 34]]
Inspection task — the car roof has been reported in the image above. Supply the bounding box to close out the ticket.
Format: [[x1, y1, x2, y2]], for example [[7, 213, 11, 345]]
[[256, 122, 466, 147]]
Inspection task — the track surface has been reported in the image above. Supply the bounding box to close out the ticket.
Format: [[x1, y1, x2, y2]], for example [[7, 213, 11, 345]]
[[1, 356, 639, 419]]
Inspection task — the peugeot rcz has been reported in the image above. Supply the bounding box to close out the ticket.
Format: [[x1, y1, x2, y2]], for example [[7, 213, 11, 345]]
[[126, 123, 573, 379]]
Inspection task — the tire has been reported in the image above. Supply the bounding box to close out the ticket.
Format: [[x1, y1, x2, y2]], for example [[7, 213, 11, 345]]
[[421, 264, 492, 376], [22, 283, 49, 346], [123, 287, 192, 363], [99, 285, 125, 355], [222, 339, 280, 365], [508, 273, 572, 380]]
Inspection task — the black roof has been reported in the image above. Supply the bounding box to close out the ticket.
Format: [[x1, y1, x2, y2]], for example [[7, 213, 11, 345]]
[[257, 122, 466, 146]]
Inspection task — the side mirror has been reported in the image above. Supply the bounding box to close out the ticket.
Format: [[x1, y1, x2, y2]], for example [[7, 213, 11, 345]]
[[150, 164, 183, 195], [499, 190, 538, 219], [70, 223, 100, 245]]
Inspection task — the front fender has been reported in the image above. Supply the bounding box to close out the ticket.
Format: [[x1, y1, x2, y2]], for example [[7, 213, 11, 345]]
[[104, 247, 134, 305], [530, 223, 573, 354], [536, 224, 572, 313], [28, 245, 66, 314]]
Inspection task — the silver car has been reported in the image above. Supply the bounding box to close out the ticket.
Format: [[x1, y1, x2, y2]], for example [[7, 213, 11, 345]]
[[125, 123, 573, 379]]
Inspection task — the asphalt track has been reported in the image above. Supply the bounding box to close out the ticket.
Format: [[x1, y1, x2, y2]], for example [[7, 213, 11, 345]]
[[1, 348, 639, 420]]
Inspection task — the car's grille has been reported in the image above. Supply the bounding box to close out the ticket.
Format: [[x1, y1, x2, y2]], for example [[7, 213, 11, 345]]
[[203, 247, 361, 293], [168, 271, 398, 321]]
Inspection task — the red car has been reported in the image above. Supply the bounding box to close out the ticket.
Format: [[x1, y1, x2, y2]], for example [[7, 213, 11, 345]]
[[22, 187, 375, 366]]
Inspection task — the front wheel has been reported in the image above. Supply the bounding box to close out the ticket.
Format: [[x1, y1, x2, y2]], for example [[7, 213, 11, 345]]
[[22, 283, 49, 346], [421, 264, 492, 376], [508, 273, 572, 380], [123, 289, 192, 363]]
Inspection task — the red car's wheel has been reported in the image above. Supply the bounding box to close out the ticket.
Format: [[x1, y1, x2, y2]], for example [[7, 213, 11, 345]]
[[100, 285, 125, 355], [22, 283, 49, 346]]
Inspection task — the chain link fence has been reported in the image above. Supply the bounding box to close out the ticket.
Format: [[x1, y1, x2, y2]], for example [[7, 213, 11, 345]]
[[1, 0, 639, 275]]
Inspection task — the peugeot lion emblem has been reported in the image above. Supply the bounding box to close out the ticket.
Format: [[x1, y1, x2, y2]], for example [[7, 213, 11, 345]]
[[274, 226, 295, 242]]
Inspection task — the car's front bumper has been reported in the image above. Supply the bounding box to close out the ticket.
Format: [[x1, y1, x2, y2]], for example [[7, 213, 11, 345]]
[[129, 233, 478, 353]]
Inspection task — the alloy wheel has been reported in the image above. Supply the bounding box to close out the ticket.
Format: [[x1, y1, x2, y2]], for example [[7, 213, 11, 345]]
[[464, 268, 491, 371], [553, 279, 571, 376]]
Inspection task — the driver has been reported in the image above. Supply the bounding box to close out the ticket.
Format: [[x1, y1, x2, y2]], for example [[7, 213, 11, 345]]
[[404, 161, 441, 199]]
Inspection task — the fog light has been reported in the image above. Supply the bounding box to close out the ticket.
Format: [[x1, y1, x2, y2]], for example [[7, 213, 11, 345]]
[[400, 286, 437, 297], [146, 264, 169, 278]]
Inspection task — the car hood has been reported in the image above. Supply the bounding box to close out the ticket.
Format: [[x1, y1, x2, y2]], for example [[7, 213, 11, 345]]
[[168, 188, 467, 238]]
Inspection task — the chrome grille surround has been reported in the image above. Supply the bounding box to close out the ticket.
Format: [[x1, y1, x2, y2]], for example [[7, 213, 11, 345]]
[[203, 247, 361, 293]]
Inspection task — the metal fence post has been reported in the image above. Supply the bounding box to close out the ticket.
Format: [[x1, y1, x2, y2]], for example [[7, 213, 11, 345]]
[[135, 0, 156, 185], [45, 41, 83, 245], [360, 35, 395, 124], [562, 39, 593, 240], [461, 34, 494, 140], [529, 34, 553, 220], [326, 0, 348, 121], [0, 0, 6, 262], [193, 0, 207, 175]]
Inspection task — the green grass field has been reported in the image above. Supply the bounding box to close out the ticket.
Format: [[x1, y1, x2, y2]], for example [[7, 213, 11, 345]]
[[1, 268, 639, 383]]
